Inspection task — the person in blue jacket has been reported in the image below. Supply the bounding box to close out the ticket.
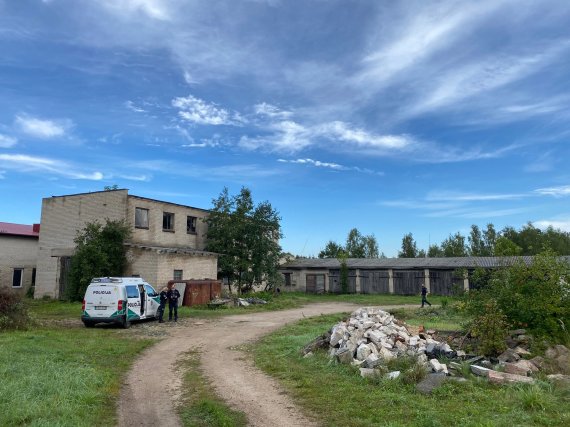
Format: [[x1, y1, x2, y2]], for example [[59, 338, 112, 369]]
[[167, 283, 181, 322]]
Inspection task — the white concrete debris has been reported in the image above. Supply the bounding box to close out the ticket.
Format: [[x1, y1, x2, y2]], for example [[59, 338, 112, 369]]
[[329, 307, 456, 374]]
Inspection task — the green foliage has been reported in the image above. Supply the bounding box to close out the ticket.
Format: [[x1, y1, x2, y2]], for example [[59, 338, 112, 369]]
[[469, 300, 508, 356], [0, 289, 30, 331], [66, 219, 131, 301], [338, 252, 349, 294], [319, 228, 379, 259], [465, 251, 570, 343], [494, 236, 523, 256], [398, 232, 419, 258], [204, 187, 282, 294], [441, 232, 468, 257], [427, 244, 444, 257]]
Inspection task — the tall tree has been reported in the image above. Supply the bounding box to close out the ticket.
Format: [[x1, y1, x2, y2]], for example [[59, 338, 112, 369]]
[[482, 223, 497, 255], [428, 244, 444, 257], [441, 232, 467, 257], [494, 236, 523, 256], [67, 219, 131, 301], [468, 225, 484, 256], [399, 233, 418, 258], [204, 187, 282, 293], [318, 241, 345, 259]]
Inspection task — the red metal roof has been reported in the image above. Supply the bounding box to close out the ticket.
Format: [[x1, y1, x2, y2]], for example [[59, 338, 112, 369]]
[[0, 222, 40, 237]]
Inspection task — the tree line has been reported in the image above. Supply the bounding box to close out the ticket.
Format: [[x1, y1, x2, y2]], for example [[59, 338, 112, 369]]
[[399, 222, 570, 258]]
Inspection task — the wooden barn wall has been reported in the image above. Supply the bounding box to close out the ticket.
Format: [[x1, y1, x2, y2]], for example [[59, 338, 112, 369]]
[[393, 270, 425, 295], [328, 269, 357, 293], [360, 270, 390, 294], [429, 270, 464, 296]]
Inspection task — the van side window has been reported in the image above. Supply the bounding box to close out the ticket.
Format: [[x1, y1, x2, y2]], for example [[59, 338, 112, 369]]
[[126, 286, 139, 298], [144, 284, 157, 297]]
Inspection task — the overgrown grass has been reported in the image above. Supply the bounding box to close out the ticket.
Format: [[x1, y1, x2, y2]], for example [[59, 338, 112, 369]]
[[252, 314, 570, 427], [181, 292, 438, 319], [390, 306, 466, 331], [179, 350, 248, 427], [0, 327, 153, 426], [26, 298, 82, 321]]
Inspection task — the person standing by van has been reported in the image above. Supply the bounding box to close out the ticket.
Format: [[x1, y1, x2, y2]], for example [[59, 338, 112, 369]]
[[167, 283, 181, 322], [157, 287, 168, 323]]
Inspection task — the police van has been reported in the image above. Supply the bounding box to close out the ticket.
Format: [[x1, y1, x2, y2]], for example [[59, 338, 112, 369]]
[[81, 277, 161, 328]]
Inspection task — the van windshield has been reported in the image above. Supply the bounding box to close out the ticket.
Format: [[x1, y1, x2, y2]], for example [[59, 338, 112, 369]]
[[126, 285, 139, 298]]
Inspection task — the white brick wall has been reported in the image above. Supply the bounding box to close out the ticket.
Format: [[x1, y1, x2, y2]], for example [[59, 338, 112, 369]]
[[0, 235, 38, 294]]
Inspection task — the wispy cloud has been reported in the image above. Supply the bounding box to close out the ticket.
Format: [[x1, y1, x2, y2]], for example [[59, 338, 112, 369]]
[[125, 100, 146, 113], [0, 154, 103, 180], [100, 0, 171, 21], [15, 114, 71, 139], [534, 185, 570, 197], [534, 216, 570, 232], [278, 157, 383, 175], [425, 191, 525, 202], [254, 103, 292, 119], [172, 95, 245, 126], [0, 134, 18, 148]]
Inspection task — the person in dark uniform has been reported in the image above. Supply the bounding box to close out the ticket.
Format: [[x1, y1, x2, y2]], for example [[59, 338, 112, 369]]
[[421, 284, 432, 308], [167, 283, 181, 322], [157, 286, 168, 323], [138, 284, 146, 316]]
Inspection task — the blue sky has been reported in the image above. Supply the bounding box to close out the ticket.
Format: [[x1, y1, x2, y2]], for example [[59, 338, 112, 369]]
[[1, 0, 569, 257]]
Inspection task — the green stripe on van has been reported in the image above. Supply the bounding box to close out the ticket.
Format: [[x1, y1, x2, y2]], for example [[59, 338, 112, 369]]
[[127, 308, 140, 321]]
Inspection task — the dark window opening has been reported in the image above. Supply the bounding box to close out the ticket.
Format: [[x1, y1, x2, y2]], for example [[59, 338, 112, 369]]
[[187, 216, 197, 234], [284, 273, 292, 286], [174, 270, 183, 280], [12, 268, 23, 288], [163, 212, 175, 231]]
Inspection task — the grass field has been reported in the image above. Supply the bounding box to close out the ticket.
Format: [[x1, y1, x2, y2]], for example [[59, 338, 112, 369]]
[[178, 350, 248, 427], [252, 313, 570, 427]]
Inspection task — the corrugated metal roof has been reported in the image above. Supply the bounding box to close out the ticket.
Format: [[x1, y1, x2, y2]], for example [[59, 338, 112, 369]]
[[125, 243, 218, 257], [281, 256, 570, 270], [0, 222, 39, 237]]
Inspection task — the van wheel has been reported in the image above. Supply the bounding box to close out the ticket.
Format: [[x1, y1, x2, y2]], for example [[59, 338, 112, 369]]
[[83, 321, 95, 328], [122, 314, 131, 329]]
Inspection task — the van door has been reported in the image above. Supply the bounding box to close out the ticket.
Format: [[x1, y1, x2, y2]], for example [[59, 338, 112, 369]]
[[125, 285, 141, 321], [85, 284, 119, 319], [144, 284, 159, 317]]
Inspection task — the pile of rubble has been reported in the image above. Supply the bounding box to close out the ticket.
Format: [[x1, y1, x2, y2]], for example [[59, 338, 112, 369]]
[[303, 307, 570, 390]]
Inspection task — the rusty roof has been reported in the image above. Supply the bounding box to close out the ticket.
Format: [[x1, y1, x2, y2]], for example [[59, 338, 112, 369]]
[[0, 222, 39, 238]]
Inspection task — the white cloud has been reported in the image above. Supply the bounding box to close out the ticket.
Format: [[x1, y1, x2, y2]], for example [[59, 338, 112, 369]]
[[277, 158, 346, 170], [15, 114, 70, 139], [533, 217, 570, 232], [534, 185, 570, 197], [425, 191, 525, 202], [172, 95, 244, 126], [0, 134, 17, 148], [183, 70, 198, 85], [0, 154, 103, 180], [100, 0, 171, 21], [125, 100, 146, 113], [254, 103, 292, 119]]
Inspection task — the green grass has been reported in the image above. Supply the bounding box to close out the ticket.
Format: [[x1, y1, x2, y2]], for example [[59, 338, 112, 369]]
[[26, 298, 82, 321], [0, 327, 154, 426], [180, 292, 437, 319], [390, 306, 466, 331], [251, 314, 570, 427], [179, 350, 248, 427]]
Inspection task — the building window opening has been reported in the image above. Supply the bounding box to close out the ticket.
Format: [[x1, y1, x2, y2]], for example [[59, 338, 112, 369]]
[[163, 212, 175, 231], [187, 216, 197, 234], [173, 270, 183, 280], [283, 273, 292, 287], [12, 268, 23, 288], [135, 207, 149, 229]]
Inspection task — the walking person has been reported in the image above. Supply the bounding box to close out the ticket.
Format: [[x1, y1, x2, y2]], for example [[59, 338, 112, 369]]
[[167, 283, 181, 322], [421, 283, 432, 308], [157, 286, 168, 323]]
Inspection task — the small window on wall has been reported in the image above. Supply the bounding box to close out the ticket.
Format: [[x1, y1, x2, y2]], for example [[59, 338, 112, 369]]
[[173, 270, 183, 280], [163, 212, 175, 231], [283, 273, 292, 287], [12, 268, 23, 288], [135, 207, 149, 229], [187, 216, 197, 234]]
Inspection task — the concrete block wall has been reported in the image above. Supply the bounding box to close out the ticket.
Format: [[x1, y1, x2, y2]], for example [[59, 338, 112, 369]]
[[0, 235, 38, 294], [35, 190, 129, 298], [128, 196, 209, 250]]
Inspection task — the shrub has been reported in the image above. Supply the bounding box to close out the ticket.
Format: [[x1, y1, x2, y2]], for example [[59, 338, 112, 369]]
[[469, 300, 508, 356], [0, 289, 30, 331], [464, 251, 570, 343]]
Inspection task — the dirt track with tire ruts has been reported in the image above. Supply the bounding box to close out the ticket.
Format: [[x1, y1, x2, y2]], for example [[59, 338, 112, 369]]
[[117, 303, 414, 427]]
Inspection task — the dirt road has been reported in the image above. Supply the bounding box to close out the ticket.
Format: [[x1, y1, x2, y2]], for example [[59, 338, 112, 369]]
[[118, 303, 410, 427]]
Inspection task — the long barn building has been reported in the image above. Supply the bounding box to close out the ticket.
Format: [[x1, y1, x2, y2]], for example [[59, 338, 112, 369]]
[[279, 256, 570, 296]]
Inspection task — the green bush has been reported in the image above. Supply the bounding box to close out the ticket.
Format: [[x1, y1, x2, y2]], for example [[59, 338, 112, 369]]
[[469, 300, 508, 356], [464, 251, 570, 343], [0, 289, 30, 331]]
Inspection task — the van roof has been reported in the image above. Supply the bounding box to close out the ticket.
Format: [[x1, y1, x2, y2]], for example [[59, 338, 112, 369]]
[[90, 277, 149, 285]]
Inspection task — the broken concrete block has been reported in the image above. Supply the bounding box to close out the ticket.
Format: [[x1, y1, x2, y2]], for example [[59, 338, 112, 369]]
[[385, 371, 401, 380], [429, 358, 443, 373], [330, 326, 346, 347], [359, 368, 377, 378], [514, 359, 539, 374], [364, 353, 380, 368], [470, 365, 492, 377], [503, 362, 529, 376], [509, 329, 526, 336], [416, 373, 447, 394], [488, 370, 535, 385], [356, 343, 372, 361], [547, 374, 570, 385], [513, 346, 531, 356], [456, 350, 466, 358], [498, 349, 521, 363], [529, 356, 545, 370]]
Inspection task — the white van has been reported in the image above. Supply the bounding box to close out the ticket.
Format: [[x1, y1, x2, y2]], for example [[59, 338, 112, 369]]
[[81, 277, 161, 328]]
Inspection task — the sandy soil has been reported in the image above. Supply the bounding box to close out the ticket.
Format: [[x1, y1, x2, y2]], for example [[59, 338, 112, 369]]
[[118, 303, 412, 427]]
